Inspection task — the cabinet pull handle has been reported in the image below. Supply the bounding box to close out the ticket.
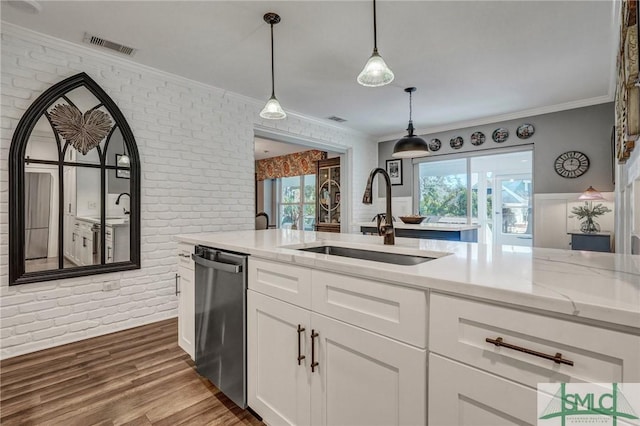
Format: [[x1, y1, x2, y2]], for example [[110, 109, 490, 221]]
[[72, 234, 76, 242], [485, 337, 574, 366], [107, 247, 112, 260], [175, 273, 180, 296], [297, 325, 306, 365], [82, 237, 87, 248], [310, 330, 319, 372]]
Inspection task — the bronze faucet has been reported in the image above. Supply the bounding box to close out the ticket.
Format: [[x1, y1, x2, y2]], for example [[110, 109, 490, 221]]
[[115, 192, 131, 215], [362, 168, 395, 245]]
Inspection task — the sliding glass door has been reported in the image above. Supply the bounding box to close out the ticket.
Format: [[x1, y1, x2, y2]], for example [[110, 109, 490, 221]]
[[416, 149, 533, 247], [493, 175, 532, 246]]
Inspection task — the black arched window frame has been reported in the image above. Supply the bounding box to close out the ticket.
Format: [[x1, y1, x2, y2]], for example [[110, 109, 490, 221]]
[[9, 73, 141, 285]]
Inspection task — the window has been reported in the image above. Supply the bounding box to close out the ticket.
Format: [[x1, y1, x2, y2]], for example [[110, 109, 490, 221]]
[[278, 174, 316, 230], [418, 158, 468, 223], [416, 150, 532, 246]]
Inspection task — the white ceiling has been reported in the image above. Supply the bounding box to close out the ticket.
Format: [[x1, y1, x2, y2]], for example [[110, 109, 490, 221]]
[[1, 1, 618, 139]]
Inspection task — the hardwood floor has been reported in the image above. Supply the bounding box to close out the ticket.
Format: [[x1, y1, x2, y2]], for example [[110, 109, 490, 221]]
[[0, 319, 264, 426]]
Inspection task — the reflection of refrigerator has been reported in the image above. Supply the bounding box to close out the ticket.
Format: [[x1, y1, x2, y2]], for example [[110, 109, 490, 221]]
[[25, 173, 51, 260]]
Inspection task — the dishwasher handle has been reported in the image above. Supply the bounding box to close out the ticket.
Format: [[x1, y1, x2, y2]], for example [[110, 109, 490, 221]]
[[191, 253, 243, 274]]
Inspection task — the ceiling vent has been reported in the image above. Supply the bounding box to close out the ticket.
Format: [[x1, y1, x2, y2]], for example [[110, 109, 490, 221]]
[[327, 116, 347, 123], [83, 33, 136, 56]]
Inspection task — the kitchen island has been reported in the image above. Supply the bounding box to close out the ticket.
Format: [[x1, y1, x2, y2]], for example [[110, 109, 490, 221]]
[[358, 221, 480, 242], [176, 229, 640, 426]]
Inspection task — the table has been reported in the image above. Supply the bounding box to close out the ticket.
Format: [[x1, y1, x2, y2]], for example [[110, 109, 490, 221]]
[[568, 232, 611, 253]]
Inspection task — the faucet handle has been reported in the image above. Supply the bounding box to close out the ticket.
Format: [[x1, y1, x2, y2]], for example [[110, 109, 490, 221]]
[[375, 214, 383, 236]]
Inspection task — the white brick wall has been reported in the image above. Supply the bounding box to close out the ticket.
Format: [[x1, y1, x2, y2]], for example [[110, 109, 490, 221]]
[[0, 24, 378, 359]]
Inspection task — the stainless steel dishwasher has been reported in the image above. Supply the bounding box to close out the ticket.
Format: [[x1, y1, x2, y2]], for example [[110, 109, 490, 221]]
[[192, 245, 248, 409]]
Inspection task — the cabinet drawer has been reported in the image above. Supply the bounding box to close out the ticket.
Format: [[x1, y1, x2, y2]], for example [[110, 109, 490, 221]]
[[177, 243, 194, 270], [430, 293, 640, 387], [248, 258, 312, 309], [312, 270, 427, 348], [429, 353, 537, 426]]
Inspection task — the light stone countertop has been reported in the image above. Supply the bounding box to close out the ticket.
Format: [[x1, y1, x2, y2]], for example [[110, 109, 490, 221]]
[[176, 229, 640, 330], [357, 221, 481, 231], [76, 216, 130, 227]]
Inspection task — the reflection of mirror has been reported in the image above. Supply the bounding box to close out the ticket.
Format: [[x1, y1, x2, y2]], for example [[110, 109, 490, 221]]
[[10, 73, 140, 285]]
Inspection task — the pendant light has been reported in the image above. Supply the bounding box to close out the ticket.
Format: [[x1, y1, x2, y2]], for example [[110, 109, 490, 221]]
[[357, 0, 394, 87], [260, 13, 286, 120], [578, 186, 605, 201], [392, 87, 430, 158], [117, 136, 130, 167]]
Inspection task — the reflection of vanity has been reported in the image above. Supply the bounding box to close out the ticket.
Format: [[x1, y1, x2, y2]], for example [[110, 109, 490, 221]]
[[60, 144, 132, 267], [315, 157, 341, 233], [65, 217, 130, 265]]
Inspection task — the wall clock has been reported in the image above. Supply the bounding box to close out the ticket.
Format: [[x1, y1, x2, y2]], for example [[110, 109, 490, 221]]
[[554, 151, 589, 178]]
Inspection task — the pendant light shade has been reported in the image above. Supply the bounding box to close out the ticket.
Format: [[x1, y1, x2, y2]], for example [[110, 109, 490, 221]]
[[578, 186, 605, 201], [260, 96, 286, 120], [117, 154, 130, 166], [392, 87, 430, 158], [260, 13, 286, 120], [357, 0, 394, 87]]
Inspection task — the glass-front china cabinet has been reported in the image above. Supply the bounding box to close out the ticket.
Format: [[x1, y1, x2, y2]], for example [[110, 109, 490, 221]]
[[315, 157, 341, 233]]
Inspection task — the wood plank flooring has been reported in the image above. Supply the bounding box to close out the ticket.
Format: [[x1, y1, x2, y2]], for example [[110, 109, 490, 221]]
[[0, 318, 264, 426]]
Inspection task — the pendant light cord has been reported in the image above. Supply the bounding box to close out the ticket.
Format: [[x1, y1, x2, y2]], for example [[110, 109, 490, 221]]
[[372, 0, 378, 53], [270, 23, 275, 98], [407, 89, 415, 136]]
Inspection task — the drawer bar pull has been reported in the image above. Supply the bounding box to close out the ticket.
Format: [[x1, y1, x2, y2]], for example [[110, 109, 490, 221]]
[[485, 337, 574, 366], [297, 324, 306, 365], [311, 330, 319, 372]]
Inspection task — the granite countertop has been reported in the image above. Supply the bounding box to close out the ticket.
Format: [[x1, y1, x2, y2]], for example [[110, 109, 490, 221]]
[[76, 216, 130, 227], [176, 229, 640, 329], [357, 221, 481, 231]]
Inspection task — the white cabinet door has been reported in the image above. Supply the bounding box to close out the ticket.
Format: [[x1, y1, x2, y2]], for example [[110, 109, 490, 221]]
[[310, 313, 426, 426], [429, 354, 538, 426], [177, 265, 195, 359], [248, 290, 311, 426]]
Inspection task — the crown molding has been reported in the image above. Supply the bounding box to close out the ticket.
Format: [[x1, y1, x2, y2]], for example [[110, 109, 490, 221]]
[[1, 22, 370, 140], [378, 94, 614, 142]]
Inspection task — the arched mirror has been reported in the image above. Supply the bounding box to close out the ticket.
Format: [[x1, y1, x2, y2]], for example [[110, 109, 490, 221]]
[[9, 73, 140, 285]]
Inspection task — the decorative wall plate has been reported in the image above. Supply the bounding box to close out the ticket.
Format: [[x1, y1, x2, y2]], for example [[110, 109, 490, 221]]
[[554, 151, 589, 178], [516, 123, 535, 139], [450, 136, 464, 150], [492, 128, 509, 143], [470, 131, 486, 146], [428, 138, 441, 152]]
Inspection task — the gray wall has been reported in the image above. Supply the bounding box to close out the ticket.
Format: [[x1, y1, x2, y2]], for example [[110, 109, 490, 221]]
[[379, 103, 614, 196]]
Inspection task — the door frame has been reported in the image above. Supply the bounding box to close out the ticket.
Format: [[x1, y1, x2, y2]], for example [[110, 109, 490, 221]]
[[254, 126, 350, 232]]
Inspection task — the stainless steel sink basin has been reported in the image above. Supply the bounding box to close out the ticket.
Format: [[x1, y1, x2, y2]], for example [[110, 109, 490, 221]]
[[297, 245, 435, 265]]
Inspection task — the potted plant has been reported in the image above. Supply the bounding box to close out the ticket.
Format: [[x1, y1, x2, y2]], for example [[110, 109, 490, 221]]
[[570, 203, 612, 233]]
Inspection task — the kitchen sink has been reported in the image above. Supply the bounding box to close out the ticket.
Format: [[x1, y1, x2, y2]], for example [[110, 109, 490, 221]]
[[297, 245, 436, 265]]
